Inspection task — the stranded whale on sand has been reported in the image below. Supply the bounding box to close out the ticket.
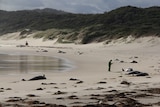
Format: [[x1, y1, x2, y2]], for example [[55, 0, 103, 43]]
[[22, 75, 46, 81], [122, 68, 149, 76]]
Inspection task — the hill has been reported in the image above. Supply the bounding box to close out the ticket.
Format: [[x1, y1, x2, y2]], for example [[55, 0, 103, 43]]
[[0, 6, 160, 44]]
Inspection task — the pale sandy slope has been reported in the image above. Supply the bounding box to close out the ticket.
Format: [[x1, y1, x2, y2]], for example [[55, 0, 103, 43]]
[[0, 32, 160, 106]]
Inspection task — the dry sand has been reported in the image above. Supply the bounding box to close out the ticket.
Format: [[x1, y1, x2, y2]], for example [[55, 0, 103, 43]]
[[0, 32, 160, 106]]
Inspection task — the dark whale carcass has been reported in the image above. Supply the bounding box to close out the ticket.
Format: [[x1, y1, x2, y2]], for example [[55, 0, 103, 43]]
[[29, 75, 46, 81]]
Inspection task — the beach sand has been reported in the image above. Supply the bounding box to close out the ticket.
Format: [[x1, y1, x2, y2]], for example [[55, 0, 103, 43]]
[[0, 33, 160, 106]]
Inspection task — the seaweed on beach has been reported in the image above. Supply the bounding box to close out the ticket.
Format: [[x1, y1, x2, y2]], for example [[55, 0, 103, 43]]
[[148, 88, 160, 94], [1, 87, 160, 107], [113, 98, 145, 107]]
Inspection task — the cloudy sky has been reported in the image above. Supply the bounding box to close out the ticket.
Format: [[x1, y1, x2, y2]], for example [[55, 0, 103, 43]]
[[0, 0, 160, 13]]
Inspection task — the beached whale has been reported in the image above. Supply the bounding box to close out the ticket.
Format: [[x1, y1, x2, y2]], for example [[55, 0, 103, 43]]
[[28, 75, 46, 81], [128, 71, 141, 75], [122, 68, 149, 76], [136, 72, 149, 76]]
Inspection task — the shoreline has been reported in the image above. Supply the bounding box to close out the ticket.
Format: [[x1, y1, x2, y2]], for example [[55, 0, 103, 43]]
[[0, 36, 160, 106]]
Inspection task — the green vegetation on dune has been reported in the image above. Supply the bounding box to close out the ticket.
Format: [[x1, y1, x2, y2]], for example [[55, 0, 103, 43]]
[[34, 28, 75, 43], [0, 6, 160, 44]]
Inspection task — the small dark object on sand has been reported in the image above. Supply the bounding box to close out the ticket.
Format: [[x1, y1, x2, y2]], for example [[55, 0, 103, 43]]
[[58, 50, 66, 54], [26, 94, 37, 97], [54, 91, 67, 95], [130, 60, 138, 63], [29, 75, 46, 81], [68, 95, 79, 99], [120, 60, 125, 63], [121, 81, 131, 86], [36, 88, 43, 90], [69, 78, 79, 81], [76, 81, 84, 84], [97, 81, 107, 84], [42, 50, 48, 52], [22, 79, 26, 81], [6, 88, 12, 90], [41, 82, 57, 85]]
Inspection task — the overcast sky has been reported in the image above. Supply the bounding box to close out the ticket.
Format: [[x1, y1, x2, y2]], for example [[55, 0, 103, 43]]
[[0, 0, 160, 13]]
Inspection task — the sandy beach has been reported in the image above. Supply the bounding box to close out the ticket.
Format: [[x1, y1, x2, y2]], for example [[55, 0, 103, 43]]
[[0, 33, 160, 107]]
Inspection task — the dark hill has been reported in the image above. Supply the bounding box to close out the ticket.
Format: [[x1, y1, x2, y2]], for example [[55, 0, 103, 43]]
[[0, 6, 160, 44]]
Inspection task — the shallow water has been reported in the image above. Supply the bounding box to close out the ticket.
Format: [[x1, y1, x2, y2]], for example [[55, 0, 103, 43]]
[[0, 54, 67, 74]]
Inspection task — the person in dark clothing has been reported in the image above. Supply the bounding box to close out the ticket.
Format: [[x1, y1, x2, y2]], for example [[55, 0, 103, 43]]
[[25, 41, 28, 46], [108, 60, 112, 71]]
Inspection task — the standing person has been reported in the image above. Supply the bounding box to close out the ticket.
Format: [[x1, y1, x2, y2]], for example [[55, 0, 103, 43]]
[[25, 41, 28, 46], [108, 60, 112, 72]]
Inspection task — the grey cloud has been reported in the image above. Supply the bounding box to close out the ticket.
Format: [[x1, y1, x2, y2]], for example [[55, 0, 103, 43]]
[[0, 0, 44, 10], [41, 0, 104, 13]]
